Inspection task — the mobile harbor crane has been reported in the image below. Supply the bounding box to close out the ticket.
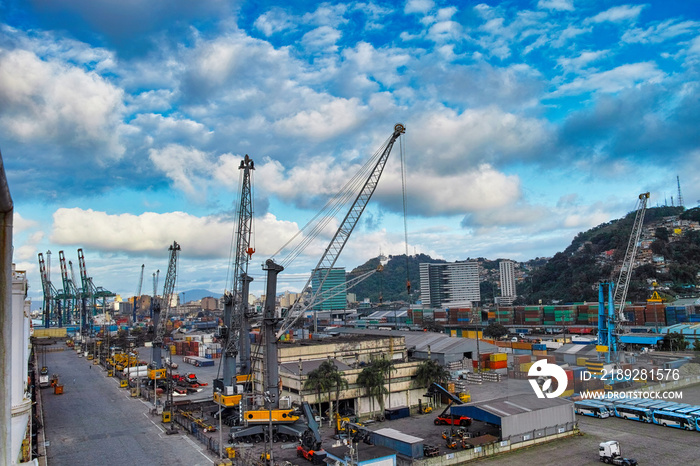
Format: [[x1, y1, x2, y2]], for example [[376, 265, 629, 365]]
[[598, 193, 650, 363], [150, 242, 180, 379], [228, 123, 406, 450], [213, 155, 258, 422]]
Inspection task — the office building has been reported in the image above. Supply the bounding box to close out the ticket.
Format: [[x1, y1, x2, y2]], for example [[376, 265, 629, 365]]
[[498, 260, 517, 306], [311, 267, 346, 310], [419, 261, 480, 308]]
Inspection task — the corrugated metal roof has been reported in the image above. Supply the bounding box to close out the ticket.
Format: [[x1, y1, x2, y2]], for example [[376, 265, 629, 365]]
[[279, 358, 351, 376], [328, 327, 498, 355], [373, 428, 423, 444], [473, 394, 571, 417]]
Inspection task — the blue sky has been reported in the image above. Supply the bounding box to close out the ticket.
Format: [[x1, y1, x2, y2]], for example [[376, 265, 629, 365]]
[[2, 0, 699, 305]]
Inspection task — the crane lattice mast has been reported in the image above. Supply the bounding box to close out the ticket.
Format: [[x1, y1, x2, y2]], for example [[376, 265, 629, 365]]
[[218, 155, 255, 395], [151, 242, 180, 370]]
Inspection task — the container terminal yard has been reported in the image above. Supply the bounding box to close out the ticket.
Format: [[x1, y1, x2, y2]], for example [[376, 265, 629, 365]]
[[3, 137, 700, 466]]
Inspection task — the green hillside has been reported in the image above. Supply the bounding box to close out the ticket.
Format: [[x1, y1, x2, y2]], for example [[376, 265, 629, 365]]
[[347, 206, 700, 305]]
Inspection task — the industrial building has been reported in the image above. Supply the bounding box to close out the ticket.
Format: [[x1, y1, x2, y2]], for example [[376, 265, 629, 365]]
[[329, 327, 499, 367], [419, 261, 480, 308], [451, 395, 576, 444]]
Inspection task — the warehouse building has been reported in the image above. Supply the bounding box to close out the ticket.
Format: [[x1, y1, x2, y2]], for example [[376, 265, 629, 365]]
[[451, 395, 576, 444], [329, 327, 499, 366]]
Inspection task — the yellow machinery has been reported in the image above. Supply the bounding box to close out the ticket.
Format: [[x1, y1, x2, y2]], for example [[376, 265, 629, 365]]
[[213, 391, 242, 407], [242, 409, 299, 424], [457, 392, 471, 403], [148, 368, 166, 380], [120, 379, 129, 388], [162, 410, 172, 423]]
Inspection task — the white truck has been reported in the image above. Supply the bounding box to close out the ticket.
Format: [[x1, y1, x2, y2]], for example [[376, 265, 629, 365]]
[[599, 441, 638, 465]]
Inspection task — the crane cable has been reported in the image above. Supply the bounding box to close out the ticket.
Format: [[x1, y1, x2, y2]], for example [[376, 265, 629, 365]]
[[400, 133, 411, 298], [270, 135, 391, 269]]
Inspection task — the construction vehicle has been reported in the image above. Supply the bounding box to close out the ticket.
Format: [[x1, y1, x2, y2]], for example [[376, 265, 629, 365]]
[[296, 402, 327, 464], [599, 441, 638, 465], [425, 382, 470, 426]]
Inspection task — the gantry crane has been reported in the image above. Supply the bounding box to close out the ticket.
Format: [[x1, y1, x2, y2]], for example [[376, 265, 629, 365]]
[[133, 264, 145, 323], [229, 123, 406, 446], [58, 251, 80, 326], [38, 251, 59, 328], [599, 192, 650, 363], [150, 242, 181, 378], [214, 155, 255, 406], [77, 248, 116, 332]]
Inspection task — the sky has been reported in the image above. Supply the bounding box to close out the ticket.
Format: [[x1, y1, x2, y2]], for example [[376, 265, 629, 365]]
[[2, 0, 699, 307]]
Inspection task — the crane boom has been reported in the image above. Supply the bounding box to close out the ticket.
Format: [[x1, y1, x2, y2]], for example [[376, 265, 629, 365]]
[[133, 264, 145, 323], [613, 192, 650, 325], [151, 242, 180, 370], [262, 124, 406, 409], [277, 123, 406, 338]]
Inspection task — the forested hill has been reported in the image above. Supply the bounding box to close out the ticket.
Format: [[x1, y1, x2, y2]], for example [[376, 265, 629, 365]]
[[347, 206, 700, 305], [346, 253, 442, 303], [525, 205, 699, 304]]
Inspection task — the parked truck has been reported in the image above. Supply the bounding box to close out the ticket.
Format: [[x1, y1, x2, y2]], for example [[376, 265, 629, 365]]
[[599, 441, 638, 465]]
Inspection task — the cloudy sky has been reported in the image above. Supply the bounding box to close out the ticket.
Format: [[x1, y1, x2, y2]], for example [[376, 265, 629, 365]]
[[2, 0, 699, 306]]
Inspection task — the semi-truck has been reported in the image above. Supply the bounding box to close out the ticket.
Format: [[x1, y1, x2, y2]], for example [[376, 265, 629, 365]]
[[599, 441, 638, 465]]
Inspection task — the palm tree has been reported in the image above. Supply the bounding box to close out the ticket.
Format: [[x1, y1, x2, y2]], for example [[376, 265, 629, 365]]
[[304, 364, 331, 421], [373, 357, 395, 410], [357, 365, 384, 419], [415, 359, 449, 388]]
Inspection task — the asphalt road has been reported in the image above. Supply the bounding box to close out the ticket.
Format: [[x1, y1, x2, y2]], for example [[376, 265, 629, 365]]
[[41, 344, 215, 466]]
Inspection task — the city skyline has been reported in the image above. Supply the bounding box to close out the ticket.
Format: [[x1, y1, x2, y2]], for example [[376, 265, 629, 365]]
[[2, 0, 699, 305]]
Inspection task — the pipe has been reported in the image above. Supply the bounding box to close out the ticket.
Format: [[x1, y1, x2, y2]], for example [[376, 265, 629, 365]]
[[1, 149, 14, 465]]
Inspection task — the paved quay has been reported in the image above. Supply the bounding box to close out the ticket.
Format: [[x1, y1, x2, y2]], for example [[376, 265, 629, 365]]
[[40, 345, 215, 466]]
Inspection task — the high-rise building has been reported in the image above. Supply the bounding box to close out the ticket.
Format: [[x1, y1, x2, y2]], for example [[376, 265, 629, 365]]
[[419, 261, 480, 308], [498, 260, 517, 306], [311, 267, 346, 310]]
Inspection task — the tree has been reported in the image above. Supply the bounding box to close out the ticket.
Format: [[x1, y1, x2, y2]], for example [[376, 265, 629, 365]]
[[316, 359, 348, 426], [372, 357, 395, 412], [414, 359, 449, 388], [303, 364, 332, 421], [357, 366, 385, 419], [483, 323, 508, 339]]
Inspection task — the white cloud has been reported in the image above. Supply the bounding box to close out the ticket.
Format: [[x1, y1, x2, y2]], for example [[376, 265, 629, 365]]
[[588, 5, 645, 24], [405, 0, 435, 15], [554, 62, 665, 95], [409, 107, 550, 168], [301, 26, 342, 52], [0, 47, 126, 158], [254, 9, 297, 36], [622, 19, 700, 44], [537, 0, 574, 12], [273, 96, 366, 141], [148, 144, 213, 200], [557, 49, 609, 72], [49, 208, 298, 259]]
